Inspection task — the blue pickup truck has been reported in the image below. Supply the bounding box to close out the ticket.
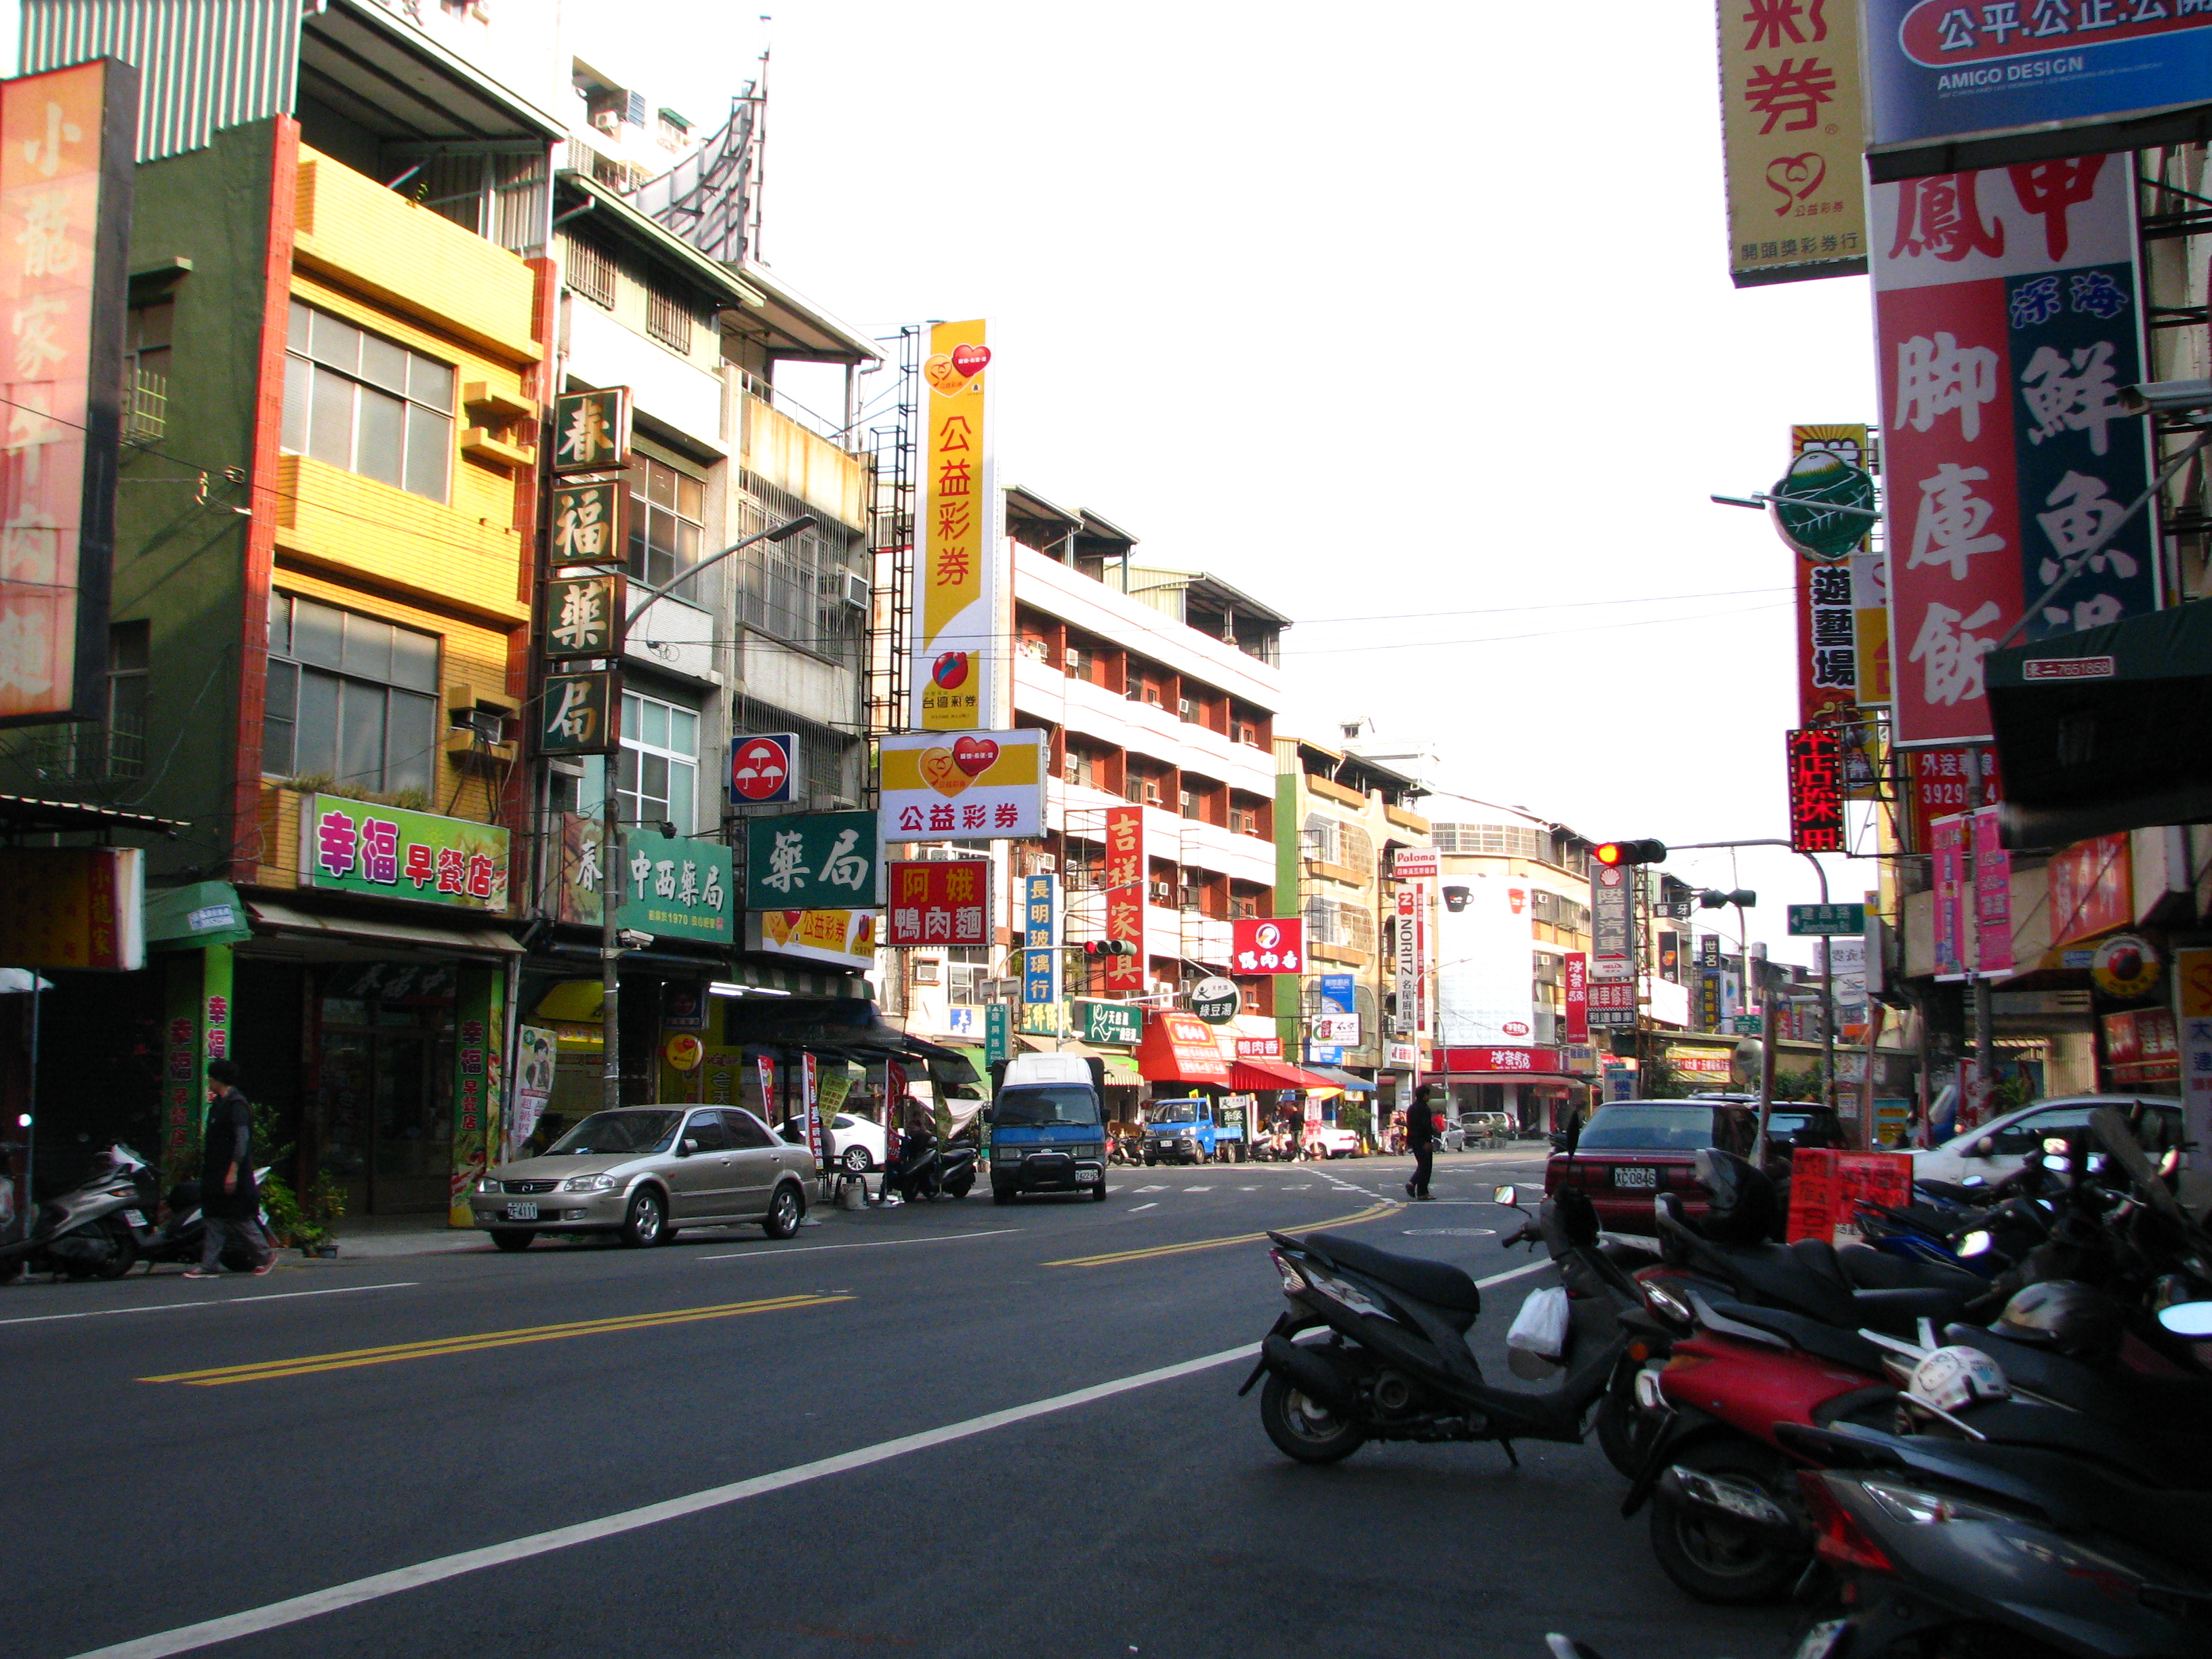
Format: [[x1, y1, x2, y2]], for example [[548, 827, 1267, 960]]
[[1144, 1097, 1244, 1165]]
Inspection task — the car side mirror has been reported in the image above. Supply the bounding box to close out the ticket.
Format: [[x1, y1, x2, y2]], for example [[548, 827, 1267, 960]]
[[679, 1139, 697, 1157], [1973, 1136, 1995, 1158]]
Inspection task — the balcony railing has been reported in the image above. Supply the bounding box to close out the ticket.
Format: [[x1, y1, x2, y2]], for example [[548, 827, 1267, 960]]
[[24, 715, 145, 783]]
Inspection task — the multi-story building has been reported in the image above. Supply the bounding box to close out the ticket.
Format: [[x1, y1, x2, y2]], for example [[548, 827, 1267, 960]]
[[1272, 736, 1432, 1125], [886, 488, 1290, 1085], [1420, 797, 1599, 1132]]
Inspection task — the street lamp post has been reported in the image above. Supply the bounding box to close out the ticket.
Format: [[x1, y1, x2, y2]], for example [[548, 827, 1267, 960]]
[[595, 512, 819, 1110]]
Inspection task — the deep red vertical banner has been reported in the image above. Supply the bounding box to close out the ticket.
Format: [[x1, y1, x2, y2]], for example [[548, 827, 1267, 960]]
[[1103, 803, 1143, 994], [1563, 951, 1589, 1044]]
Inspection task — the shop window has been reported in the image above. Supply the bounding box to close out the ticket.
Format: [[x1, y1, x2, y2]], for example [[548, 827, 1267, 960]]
[[262, 591, 439, 796], [582, 688, 699, 834], [281, 301, 453, 501], [566, 232, 618, 310], [627, 452, 705, 597], [644, 278, 696, 356], [125, 299, 171, 442]]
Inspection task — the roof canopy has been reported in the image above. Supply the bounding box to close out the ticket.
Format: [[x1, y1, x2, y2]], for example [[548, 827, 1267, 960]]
[[1228, 1057, 1336, 1092]]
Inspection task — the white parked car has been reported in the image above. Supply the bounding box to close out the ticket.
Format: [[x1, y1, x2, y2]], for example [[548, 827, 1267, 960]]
[[777, 1111, 888, 1172], [1912, 1094, 2198, 1207], [1304, 1124, 1361, 1160]]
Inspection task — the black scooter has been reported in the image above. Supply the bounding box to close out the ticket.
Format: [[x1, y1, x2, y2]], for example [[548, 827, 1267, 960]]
[[0, 1144, 274, 1284], [1237, 1185, 1635, 1465], [890, 1126, 977, 1202]]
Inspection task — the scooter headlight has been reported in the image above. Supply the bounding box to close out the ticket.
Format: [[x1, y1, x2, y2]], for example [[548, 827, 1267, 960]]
[[1641, 1279, 1694, 1327]]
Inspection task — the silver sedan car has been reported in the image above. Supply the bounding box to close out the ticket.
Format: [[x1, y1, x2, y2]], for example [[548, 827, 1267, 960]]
[[470, 1105, 814, 1251]]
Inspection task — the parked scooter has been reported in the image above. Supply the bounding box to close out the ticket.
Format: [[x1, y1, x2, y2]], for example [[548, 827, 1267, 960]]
[[1237, 1184, 1635, 1465], [0, 1145, 276, 1284], [891, 1124, 977, 1202]]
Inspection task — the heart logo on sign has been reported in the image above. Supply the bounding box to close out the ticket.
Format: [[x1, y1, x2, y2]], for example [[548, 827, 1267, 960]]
[[951, 735, 999, 777], [1765, 153, 1825, 215], [950, 342, 991, 379], [922, 353, 965, 395], [918, 747, 972, 798]]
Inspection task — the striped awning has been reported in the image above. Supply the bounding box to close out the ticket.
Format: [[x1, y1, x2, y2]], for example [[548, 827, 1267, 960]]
[[727, 958, 871, 998]]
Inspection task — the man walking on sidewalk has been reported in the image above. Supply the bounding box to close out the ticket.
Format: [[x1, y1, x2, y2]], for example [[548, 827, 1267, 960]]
[[184, 1059, 276, 1278], [1405, 1083, 1439, 1201]]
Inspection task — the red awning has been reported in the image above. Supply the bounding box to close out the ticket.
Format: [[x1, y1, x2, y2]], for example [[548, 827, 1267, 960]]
[[1228, 1057, 1337, 1092], [1136, 1010, 1232, 1085]]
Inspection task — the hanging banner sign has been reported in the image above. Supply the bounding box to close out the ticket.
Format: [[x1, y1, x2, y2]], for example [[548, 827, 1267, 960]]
[[549, 478, 623, 566], [1873, 155, 2154, 747], [1591, 864, 1633, 981], [550, 386, 630, 473], [1931, 813, 1968, 979], [1230, 916, 1303, 975], [883, 859, 991, 947], [1563, 951, 1589, 1043], [1715, 0, 1866, 286], [879, 729, 1045, 840], [1022, 872, 1060, 1008], [1786, 727, 1847, 853], [909, 319, 1001, 729], [1971, 806, 2013, 977], [1103, 803, 1145, 994]]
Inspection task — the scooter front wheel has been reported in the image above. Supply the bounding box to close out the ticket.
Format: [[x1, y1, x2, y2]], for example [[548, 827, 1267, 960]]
[[1258, 1371, 1366, 1465], [1647, 1438, 1804, 1604]]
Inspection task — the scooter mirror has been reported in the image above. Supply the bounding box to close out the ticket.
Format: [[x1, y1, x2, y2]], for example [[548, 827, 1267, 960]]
[[1957, 1229, 1994, 1258], [2156, 1300, 2212, 1339], [1492, 1185, 1519, 1208]]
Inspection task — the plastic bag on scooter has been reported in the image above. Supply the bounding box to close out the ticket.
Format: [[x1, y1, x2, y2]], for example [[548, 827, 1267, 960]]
[[1506, 1284, 1571, 1362]]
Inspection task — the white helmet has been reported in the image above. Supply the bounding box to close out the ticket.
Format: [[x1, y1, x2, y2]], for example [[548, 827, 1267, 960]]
[[1908, 1345, 2010, 1416]]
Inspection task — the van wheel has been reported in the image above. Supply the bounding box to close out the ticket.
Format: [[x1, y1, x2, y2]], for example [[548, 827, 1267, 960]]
[[1090, 1180, 1108, 1202]]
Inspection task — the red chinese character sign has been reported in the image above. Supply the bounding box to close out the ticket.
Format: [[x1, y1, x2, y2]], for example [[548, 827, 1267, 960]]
[[1786, 727, 1846, 853], [1230, 916, 1303, 975], [299, 795, 511, 912], [0, 61, 134, 725], [882, 860, 991, 947], [1103, 803, 1144, 994], [1873, 156, 2154, 747]]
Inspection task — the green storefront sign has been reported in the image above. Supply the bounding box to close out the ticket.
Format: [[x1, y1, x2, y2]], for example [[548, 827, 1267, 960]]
[[1076, 1000, 1141, 1046], [300, 795, 510, 912], [743, 811, 880, 912], [554, 817, 731, 944]]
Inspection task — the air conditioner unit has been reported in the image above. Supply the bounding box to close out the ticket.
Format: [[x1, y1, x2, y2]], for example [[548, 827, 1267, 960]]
[[842, 572, 869, 608], [1136, 779, 1161, 804], [591, 109, 622, 134], [1178, 699, 1197, 722], [1147, 881, 1173, 905], [1023, 851, 1058, 874]]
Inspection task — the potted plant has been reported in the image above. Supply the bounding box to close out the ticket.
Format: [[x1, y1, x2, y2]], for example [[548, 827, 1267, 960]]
[[294, 1172, 345, 1258]]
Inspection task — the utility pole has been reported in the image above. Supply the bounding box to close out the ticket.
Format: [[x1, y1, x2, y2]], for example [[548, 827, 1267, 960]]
[[600, 765, 622, 1110]]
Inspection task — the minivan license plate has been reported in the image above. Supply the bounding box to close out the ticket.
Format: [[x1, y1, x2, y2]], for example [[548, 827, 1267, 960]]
[[504, 1202, 539, 1221], [1076, 1168, 1099, 1183], [1614, 1166, 1657, 1189]]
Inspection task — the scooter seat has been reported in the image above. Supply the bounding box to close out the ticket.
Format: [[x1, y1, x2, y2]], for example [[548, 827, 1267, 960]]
[[1835, 1242, 1982, 1295], [1711, 1300, 1888, 1376], [1306, 1233, 1481, 1317]]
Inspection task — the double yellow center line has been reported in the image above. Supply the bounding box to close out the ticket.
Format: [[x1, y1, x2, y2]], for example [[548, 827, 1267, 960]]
[[1044, 1199, 1397, 1268], [142, 1292, 850, 1386]]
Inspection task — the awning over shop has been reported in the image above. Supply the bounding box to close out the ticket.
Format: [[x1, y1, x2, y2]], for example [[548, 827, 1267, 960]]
[[1101, 1054, 1142, 1085], [1136, 1010, 1233, 1086], [1227, 1057, 1338, 1092], [717, 996, 978, 1082], [246, 899, 521, 957], [0, 792, 185, 837], [144, 881, 251, 951], [726, 956, 871, 998], [1988, 600, 2212, 847], [1303, 1065, 1374, 1094]]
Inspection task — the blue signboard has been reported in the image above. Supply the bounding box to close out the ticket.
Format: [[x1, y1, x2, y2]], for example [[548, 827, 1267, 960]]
[[1305, 1044, 1345, 1066], [1866, 1, 2212, 177], [1021, 873, 1059, 1008], [1318, 972, 1355, 1015]]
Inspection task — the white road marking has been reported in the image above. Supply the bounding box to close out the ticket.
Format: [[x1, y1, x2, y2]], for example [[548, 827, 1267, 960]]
[[0, 1283, 416, 1329], [1284, 1184, 1312, 1190], [1183, 1186, 1213, 1193], [1237, 1185, 1258, 1191], [66, 1342, 1272, 1659], [1136, 1185, 1166, 1193], [695, 1230, 1013, 1262], [1127, 1202, 1158, 1213], [1476, 1258, 1554, 1291]]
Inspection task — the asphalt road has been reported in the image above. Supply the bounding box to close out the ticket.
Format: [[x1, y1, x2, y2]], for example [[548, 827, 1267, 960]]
[[0, 1149, 1809, 1659]]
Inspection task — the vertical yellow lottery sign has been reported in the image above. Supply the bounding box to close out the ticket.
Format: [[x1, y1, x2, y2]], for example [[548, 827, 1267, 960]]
[[910, 319, 1000, 730]]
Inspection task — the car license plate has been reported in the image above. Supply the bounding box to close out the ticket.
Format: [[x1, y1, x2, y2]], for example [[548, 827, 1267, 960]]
[[122, 1210, 146, 1228], [504, 1202, 539, 1222], [1790, 1619, 1848, 1659], [1614, 1166, 1657, 1189], [1076, 1168, 1099, 1183]]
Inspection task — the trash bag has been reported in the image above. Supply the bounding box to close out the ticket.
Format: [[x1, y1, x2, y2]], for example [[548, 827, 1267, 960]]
[[1507, 1284, 1571, 1362]]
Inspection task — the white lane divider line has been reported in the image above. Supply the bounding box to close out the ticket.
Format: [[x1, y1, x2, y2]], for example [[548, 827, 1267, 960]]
[[1127, 1202, 1158, 1213], [1237, 1185, 1258, 1191], [1183, 1186, 1213, 1193], [695, 1230, 1013, 1262], [1136, 1185, 1166, 1193], [0, 1282, 417, 1329], [65, 1342, 1269, 1659]]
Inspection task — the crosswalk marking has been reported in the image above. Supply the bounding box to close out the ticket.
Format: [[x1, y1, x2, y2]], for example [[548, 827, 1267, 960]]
[[1136, 1185, 1166, 1193], [1184, 1185, 1212, 1192]]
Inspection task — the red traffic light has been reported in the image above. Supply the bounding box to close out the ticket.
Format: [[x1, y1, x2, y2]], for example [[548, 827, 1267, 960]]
[[1084, 939, 1136, 958], [1593, 838, 1667, 867]]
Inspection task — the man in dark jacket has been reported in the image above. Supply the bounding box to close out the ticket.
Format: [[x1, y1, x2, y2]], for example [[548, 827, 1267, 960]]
[[1405, 1084, 1439, 1201], [184, 1059, 275, 1277]]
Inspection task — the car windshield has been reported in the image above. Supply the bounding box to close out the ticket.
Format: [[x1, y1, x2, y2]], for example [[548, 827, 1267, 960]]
[[544, 1111, 682, 1157], [1576, 1105, 1716, 1151], [995, 1086, 1101, 1128], [1153, 1101, 1198, 1124]]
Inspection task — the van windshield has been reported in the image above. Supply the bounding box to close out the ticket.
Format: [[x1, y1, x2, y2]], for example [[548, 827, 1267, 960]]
[[994, 1086, 1101, 1128]]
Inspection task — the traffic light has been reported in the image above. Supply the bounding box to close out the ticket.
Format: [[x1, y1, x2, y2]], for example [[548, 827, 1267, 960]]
[[1593, 838, 1666, 867], [1083, 939, 1136, 958]]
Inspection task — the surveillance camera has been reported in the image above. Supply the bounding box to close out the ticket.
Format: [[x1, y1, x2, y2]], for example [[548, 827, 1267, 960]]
[[617, 928, 656, 949], [2118, 378, 2212, 416]]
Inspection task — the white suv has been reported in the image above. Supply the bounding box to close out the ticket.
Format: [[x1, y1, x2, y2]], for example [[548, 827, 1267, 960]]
[[1304, 1124, 1361, 1160], [1914, 1094, 2198, 1209]]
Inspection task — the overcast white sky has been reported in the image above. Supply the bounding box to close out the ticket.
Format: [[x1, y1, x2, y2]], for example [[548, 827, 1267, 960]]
[[0, 1, 1879, 964]]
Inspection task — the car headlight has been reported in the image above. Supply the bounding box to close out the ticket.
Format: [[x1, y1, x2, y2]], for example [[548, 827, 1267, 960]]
[[476, 1176, 501, 1194], [560, 1174, 619, 1193]]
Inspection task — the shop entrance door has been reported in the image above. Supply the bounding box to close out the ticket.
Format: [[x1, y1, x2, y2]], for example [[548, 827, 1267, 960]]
[[315, 967, 456, 1216]]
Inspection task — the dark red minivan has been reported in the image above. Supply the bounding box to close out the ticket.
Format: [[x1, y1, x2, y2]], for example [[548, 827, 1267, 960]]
[[1542, 1099, 1841, 1235]]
